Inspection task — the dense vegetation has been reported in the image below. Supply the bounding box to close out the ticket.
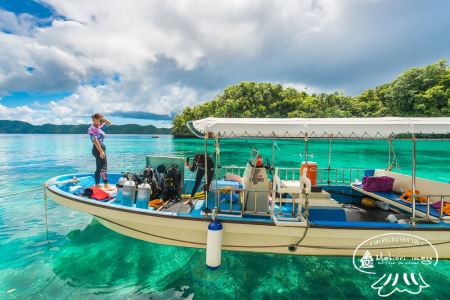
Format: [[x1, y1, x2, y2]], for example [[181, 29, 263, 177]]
[[0, 120, 170, 134], [172, 60, 450, 136]]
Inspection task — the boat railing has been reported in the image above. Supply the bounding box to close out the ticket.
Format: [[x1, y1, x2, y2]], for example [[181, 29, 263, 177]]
[[215, 165, 364, 217], [317, 167, 366, 184], [219, 165, 246, 177], [220, 165, 366, 184], [216, 167, 450, 221], [419, 194, 450, 220], [276, 167, 366, 184]]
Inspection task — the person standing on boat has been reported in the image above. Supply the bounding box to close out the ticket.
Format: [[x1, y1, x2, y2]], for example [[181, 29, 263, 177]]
[[183, 153, 214, 205], [88, 113, 114, 191]]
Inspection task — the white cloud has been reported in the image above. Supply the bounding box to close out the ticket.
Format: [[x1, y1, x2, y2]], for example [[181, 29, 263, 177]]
[[0, 103, 46, 123], [0, 0, 339, 124], [0, 0, 448, 124]]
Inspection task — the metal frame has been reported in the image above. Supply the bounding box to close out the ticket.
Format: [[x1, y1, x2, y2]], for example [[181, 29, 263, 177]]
[[221, 166, 365, 185], [411, 134, 416, 227], [204, 131, 209, 215], [198, 127, 449, 224]]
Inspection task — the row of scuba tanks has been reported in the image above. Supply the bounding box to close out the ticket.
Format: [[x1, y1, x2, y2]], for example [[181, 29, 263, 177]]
[[116, 165, 182, 209]]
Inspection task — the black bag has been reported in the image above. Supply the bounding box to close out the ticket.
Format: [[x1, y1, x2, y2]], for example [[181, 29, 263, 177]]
[[162, 165, 182, 200], [143, 166, 161, 200], [156, 164, 166, 174]]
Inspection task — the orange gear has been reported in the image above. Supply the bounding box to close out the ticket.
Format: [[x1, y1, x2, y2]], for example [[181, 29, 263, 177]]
[[400, 190, 427, 203]]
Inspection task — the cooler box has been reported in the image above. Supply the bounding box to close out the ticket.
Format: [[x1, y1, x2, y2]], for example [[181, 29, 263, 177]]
[[300, 162, 318, 186]]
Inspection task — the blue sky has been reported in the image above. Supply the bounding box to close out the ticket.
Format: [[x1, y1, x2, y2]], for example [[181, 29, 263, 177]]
[[0, 0, 449, 126]]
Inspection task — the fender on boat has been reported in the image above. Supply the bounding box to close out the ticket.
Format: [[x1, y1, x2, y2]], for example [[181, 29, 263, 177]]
[[206, 219, 223, 270]]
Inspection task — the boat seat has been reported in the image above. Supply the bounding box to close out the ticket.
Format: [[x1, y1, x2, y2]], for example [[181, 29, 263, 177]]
[[281, 180, 339, 208], [351, 184, 449, 220], [278, 180, 301, 194]]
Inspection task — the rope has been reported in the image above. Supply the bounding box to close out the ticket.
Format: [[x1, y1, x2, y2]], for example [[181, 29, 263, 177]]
[[387, 138, 400, 171], [43, 184, 50, 244], [290, 134, 311, 251], [290, 193, 310, 251], [95, 215, 450, 250], [0, 183, 51, 244], [0, 186, 43, 198]]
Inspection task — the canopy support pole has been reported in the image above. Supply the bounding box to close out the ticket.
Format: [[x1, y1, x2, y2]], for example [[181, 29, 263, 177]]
[[328, 136, 332, 185], [204, 131, 209, 216], [215, 134, 220, 212], [303, 134, 309, 218], [388, 136, 392, 170], [411, 133, 416, 227], [271, 135, 275, 168], [305, 134, 309, 165]]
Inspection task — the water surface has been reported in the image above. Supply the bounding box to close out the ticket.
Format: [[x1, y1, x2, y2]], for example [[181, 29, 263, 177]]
[[0, 134, 449, 299]]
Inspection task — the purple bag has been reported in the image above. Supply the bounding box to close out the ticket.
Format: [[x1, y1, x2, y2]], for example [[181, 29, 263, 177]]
[[362, 176, 395, 192]]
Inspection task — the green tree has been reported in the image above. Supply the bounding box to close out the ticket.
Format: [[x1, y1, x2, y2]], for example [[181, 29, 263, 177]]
[[171, 60, 450, 136]]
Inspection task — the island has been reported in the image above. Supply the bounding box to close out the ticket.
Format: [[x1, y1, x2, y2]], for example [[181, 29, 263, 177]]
[[172, 60, 449, 137], [0, 120, 171, 134]]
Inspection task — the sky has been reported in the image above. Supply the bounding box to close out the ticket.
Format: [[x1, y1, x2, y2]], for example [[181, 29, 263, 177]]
[[0, 0, 449, 127]]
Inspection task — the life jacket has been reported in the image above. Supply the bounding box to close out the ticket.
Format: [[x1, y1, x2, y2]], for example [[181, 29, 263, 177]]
[[400, 190, 427, 203], [83, 187, 111, 201], [149, 199, 163, 208], [444, 203, 450, 216]]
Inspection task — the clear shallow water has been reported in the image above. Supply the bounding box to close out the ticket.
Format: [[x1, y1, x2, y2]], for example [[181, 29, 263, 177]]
[[0, 134, 449, 299]]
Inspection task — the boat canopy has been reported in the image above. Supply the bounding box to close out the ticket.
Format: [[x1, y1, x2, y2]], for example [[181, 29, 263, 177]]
[[188, 117, 450, 139]]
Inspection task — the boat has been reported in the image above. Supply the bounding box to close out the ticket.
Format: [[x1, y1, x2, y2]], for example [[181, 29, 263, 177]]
[[45, 117, 450, 259]]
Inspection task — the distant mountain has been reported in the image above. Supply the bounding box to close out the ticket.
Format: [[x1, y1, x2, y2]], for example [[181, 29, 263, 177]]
[[0, 120, 171, 134]]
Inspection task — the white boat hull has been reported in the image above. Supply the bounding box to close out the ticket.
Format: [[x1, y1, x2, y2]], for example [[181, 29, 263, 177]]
[[47, 188, 450, 258]]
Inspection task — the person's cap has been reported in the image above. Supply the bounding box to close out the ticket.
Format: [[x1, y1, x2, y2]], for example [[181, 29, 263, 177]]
[[92, 113, 104, 119]]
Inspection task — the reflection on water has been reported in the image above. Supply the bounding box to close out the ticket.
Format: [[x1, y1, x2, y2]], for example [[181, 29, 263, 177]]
[[0, 134, 449, 298]]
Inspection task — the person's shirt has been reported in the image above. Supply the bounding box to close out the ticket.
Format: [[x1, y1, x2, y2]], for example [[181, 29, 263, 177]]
[[88, 124, 108, 144], [190, 154, 214, 172]]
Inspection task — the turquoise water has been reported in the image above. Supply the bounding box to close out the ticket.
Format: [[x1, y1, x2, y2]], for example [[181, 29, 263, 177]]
[[0, 134, 449, 299]]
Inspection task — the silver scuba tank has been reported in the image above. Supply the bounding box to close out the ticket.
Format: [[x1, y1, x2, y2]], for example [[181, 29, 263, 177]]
[[136, 180, 151, 209], [122, 176, 136, 207], [116, 176, 127, 203]]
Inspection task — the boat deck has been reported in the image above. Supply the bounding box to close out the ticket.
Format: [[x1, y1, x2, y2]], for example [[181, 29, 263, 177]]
[[48, 173, 450, 228], [351, 184, 449, 220]]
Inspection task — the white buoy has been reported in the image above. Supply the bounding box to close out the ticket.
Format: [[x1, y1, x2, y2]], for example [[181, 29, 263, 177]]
[[206, 219, 223, 270]]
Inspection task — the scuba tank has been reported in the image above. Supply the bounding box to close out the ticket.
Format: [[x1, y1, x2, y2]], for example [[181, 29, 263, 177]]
[[116, 175, 127, 203], [122, 176, 136, 207], [136, 180, 151, 209]]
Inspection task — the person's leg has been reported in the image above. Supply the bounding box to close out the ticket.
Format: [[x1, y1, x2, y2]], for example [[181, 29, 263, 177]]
[[100, 146, 114, 191], [92, 146, 102, 186], [204, 169, 214, 191], [100, 155, 108, 184], [192, 168, 205, 197], [184, 169, 204, 204]]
